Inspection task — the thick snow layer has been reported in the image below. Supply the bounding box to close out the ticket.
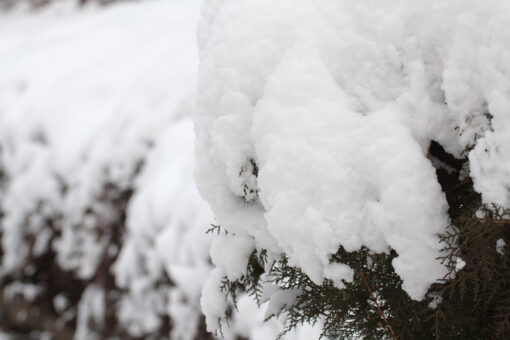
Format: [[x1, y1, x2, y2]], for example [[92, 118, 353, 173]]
[[194, 0, 510, 326], [0, 1, 320, 338]]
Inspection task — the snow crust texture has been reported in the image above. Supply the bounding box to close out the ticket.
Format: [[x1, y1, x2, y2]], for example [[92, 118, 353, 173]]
[[194, 0, 510, 328]]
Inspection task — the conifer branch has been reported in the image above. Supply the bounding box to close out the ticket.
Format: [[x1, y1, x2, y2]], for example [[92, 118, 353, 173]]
[[360, 270, 397, 340], [474, 217, 510, 225]]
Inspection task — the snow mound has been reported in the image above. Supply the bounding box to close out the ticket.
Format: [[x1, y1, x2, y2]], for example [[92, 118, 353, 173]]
[[194, 0, 510, 328], [1, 1, 316, 338]]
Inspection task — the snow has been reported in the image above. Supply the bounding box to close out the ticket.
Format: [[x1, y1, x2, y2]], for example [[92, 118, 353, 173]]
[[231, 295, 322, 340], [53, 294, 71, 313], [0, 0, 203, 277], [264, 288, 301, 319], [496, 238, 506, 256], [194, 0, 510, 329], [76, 285, 105, 340], [324, 263, 354, 290], [2, 0, 509, 337], [4, 283, 43, 302], [1, 1, 321, 338], [455, 257, 466, 272], [200, 267, 229, 333], [210, 233, 255, 281], [202, 287, 321, 340], [113, 119, 215, 339], [0, 0, 217, 338]]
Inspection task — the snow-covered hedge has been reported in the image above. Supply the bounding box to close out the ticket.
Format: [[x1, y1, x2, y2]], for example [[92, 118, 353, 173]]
[[194, 0, 510, 335]]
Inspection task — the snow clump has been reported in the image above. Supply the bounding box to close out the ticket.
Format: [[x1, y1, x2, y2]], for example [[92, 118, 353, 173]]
[[194, 0, 510, 331]]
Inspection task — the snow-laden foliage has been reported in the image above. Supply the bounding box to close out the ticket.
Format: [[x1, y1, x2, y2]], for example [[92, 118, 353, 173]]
[[194, 0, 510, 333], [0, 1, 322, 339]]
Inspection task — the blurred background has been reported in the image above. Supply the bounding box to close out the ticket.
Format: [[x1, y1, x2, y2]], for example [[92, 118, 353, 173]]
[[0, 0, 219, 339]]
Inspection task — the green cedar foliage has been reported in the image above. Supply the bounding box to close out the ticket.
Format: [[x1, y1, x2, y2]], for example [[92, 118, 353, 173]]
[[216, 142, 510, 339]]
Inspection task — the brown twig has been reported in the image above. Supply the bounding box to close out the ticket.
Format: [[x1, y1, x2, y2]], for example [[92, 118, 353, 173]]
[[360, 270, 398, 340], [474, 217, 510, 225], [446, 178, 470, 192]]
